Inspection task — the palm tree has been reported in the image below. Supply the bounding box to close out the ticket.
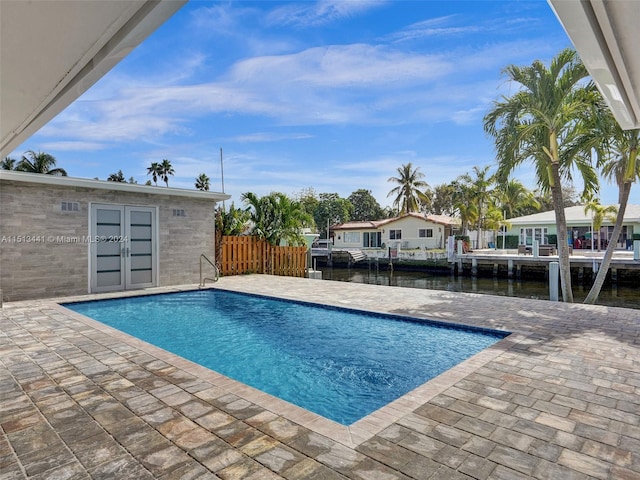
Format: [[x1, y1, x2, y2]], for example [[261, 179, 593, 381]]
[[146, 162, 161, 186], [107, 170, 126, 182], [195, 173, 210, 191], [583, 115, 639, 304], [484, 48, 599, 303], [387, 163, 430, 214], [484, 205, 511, 249], [241, 192, 312, 246], [583, 198, 618, 251], [451, 180, 478, 236], [457, 166, 494, 249], [1, 157, 17, 170], [159, 159, 174, 187], [16, 150, 67, 175], [495, 178, 540, 219]]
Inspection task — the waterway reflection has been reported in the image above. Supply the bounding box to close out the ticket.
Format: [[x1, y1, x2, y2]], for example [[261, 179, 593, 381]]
[[319, 267, 640, 310]]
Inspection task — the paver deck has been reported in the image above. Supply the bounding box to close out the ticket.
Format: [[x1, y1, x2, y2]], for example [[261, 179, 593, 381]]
[[1, 274, 639, 479]]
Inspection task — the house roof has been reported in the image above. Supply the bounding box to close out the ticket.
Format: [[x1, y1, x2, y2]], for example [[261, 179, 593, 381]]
[[334, 212, 459, 230], [508, 204, 640, 225], [0, 170, 230, 202]]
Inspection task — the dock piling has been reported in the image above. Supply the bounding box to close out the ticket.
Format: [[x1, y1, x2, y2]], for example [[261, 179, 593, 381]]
[[549, 262, 559, 301]]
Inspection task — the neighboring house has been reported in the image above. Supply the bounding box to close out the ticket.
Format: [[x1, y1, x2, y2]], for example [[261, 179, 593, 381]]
[[332, 213, 458, 250], [0, 171, 229, 302], [506, 204, 640, 249]]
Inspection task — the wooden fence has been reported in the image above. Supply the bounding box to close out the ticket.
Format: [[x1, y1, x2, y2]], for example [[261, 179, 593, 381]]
[[219, 236, 307, 277]]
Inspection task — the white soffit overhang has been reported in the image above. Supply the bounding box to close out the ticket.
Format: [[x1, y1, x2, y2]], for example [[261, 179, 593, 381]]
[[0, 170, 231, 201], [548, 0, 640, 130], [0, 0, 186, 158]]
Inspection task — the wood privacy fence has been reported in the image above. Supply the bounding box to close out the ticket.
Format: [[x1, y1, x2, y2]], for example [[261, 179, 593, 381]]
[[219, 236, 307, 277]]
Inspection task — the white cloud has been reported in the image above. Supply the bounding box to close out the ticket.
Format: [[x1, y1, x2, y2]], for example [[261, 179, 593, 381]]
[[387, 15, 486, 43], [266, 0, 387, 27], [38, 141, 106, 151], [224, 132, 313, 143]]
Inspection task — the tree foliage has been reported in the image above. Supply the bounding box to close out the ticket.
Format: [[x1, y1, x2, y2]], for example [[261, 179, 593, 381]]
[[1, 157, 17, 170], [314, 193, 352, 235], [160, 159, 174, 187], [195, 173, 210, 191], [16, 150, 67, 175], [241, 192, 312, 246], [107, 170, 126, 182], [484, 48, 599, 302], [387, 163, 430, 214], [348, 189, 383, 221], [147, 162, 161, 186]]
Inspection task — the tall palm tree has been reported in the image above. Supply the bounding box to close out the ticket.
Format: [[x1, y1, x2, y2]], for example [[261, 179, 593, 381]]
[[146, 162, 162, 186], [159, 159, 174, 187], [583, 113, 639, 303], [457, 166, 494, 249], [583, 198, 618, 251], [452, 180, 478, 238], [387, 163, 430, 214], [16, 150, 67, 175], [484, 48, 599, 303], [1, 157, 17, 170], [195, 173, 210, 191]]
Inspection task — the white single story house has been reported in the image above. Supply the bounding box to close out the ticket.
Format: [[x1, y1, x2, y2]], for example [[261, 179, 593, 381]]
[[332, 213, 458, 250], [0, 171, 229, 302], [506, 204, 640, 250]]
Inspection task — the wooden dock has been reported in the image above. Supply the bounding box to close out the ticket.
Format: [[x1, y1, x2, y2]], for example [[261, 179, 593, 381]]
[[454, 250, 640, 282]]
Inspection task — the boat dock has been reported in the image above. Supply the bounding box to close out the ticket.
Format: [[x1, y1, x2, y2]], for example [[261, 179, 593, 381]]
[[454, 250, 640, 282]]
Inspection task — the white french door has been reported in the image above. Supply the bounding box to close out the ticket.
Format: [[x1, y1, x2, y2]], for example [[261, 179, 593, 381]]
[[90, 204, 157, 293]]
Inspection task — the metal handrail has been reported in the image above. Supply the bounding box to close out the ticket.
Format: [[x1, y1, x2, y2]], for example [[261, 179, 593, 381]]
[[199, 253, 219, 287]]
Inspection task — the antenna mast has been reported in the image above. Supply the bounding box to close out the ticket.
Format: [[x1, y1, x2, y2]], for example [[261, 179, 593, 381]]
[[220, 147, 225, 209]]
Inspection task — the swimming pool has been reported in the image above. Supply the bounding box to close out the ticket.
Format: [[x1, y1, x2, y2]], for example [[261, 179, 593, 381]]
[[64, 289, 508, 425]]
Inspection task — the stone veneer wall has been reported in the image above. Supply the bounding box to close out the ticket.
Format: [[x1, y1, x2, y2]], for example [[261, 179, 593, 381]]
[[0, 179, 216, 302]]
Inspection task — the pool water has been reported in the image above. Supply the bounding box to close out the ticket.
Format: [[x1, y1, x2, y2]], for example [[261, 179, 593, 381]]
[[64, 290, 508, 425]]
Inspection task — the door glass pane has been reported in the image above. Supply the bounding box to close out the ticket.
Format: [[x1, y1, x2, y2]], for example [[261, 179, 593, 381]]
[[131, 269, 152, 284], [97, 271, 122, 288], [95, 208, 122, 288], [128, 209, 153, 287]]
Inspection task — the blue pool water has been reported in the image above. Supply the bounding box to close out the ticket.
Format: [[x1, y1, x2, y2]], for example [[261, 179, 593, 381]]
[[64, 290, 508, 425]]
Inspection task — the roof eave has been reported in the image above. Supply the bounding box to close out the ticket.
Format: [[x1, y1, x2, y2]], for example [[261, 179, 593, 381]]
[[0, 170, 230, 202]]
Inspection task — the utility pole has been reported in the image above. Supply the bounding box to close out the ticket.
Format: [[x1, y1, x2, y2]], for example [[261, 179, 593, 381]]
[[220, 147, 225, 209]]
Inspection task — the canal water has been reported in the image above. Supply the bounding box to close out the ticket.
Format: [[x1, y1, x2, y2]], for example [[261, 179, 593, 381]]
[[319, 267, 640, 310]]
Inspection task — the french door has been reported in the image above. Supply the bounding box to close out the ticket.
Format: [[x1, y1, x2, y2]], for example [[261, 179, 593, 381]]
[[90, 204, 157, 293]]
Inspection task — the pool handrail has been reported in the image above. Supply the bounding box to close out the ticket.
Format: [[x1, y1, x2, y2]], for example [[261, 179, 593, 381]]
[[199, 253, 219, 287]]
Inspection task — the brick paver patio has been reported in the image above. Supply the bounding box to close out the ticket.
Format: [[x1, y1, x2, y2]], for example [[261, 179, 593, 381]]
[[1, 275, 639, 479]]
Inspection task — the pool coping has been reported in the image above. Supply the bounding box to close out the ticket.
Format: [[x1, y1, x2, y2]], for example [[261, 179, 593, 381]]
[[53, 285, 528, 449]]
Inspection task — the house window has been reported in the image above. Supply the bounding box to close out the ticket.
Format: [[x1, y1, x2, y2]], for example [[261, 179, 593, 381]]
[[418, 228, 433, 238], [363, 231, 382, 247], [343, 232, 360, 243], [520, 227, 548, 245], [389, 229, 401, 240]]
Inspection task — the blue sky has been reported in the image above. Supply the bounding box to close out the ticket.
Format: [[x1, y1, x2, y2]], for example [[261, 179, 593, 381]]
[[10, 0, 622, 207]]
